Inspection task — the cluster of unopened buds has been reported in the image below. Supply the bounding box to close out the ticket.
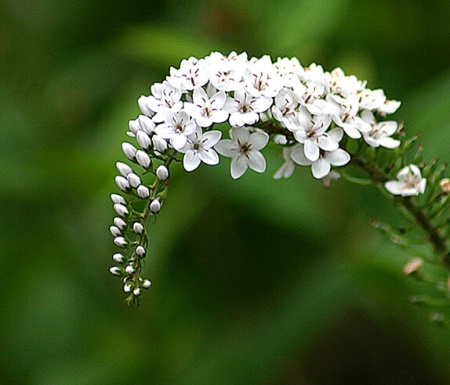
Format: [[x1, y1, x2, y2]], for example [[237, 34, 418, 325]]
[[109, 51, 430, 304]]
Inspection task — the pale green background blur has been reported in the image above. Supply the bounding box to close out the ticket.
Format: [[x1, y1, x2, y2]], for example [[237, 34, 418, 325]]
[[1, 1, 450, 384]]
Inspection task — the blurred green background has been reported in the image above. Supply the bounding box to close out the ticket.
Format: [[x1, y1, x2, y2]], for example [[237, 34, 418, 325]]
[[2, 0, 450, 384]]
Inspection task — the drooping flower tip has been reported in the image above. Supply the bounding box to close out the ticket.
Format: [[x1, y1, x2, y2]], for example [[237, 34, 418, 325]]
[[385, 164, 426, 197]]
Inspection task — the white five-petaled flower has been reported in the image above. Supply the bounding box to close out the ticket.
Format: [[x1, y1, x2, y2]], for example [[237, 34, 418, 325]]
[[292, 115, 342, 162], [206, 51, 248, 92], [289, 142, 351, 179], [215, 127, 269, 179], [167, 57, 209, 91], [385, 164, 427, 197], [183, 87, 229, 127], [139, 81, 183, 123], [361, 110, 400, 148], [156, 110, 197, 150], [179, 127, 222, 171], [224, 90, 272, 127]]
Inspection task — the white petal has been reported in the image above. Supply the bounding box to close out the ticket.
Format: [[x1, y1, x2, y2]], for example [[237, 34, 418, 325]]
[[311, 158, 331, 179], [341, 123, 361, 139], [247, 151, 266, 173], [318, 135, 339, 152], [230, 127, 250, 142], [379, 121, 397, 136], [304, 139, 320, 161], [290, 145, 311, 166], [202, 130, 222, 148], [198, 149, 219, 165], [171, 134, 187, 150], [215, 139, 239, 157], [249, 131, 269, 151], [252, 96, 273, 113], [183, 151, 201, 172], [231, 156, 248, 179], [378, 137, 400, 149], [273, 161, 295, 179], [212, 110, 229, 124], [326, 149, 351, 166], [385, 181, 405, 195]]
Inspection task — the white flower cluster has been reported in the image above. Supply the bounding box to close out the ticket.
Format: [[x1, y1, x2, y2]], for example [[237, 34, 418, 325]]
[[133, 51, 402, 180], [109, 52, 421, 303]]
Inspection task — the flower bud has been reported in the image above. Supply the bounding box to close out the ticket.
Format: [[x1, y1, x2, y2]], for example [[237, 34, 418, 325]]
[[109, 266, 122, 276], [136, 246, 146, 257], [113, 253, 125, 264], [113, 217, 127, 230], [138, 115, 156, 134], [115, 176, 130, 192], [136, 150, 151, 169], [133, 222, 144, 234], [110, 226, 122, 237], [152, 135, 168, 153], [440, 178, 450, 194], [142, 279, 152, 289], [111, 194, 126, 205], [125, 265, 135, 275], [127, 173, 141, 188], [122, 142, 137, 160], [114, 236, 127, 247], [156, 165, 169, 181], [133, 288, 141, 297], [137, 130, 152, 150], [128, 119, 140, 136], [403, 258, 423, 276], [123, 283, 133, 293], [116, 162, 133, 177], [113, 203, 129, 217], [150, 198, 161, 214], [138, 96, 154, 117], [137, 185, 150, 199]]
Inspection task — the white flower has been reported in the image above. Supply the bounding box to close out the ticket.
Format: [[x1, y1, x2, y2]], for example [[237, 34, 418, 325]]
[[273, 57, 304, 87], [179, 127, 221, 172], [292, 116, 340, 162], [215, 127, 269, 179], [271, 89, 300, 126], [224, 90, 272, 127], [361, 110, 400, 148], [358, 89, 386, 110], [290, 143, 351, 179], [385, 165, 427, 196], [377, 99, 401, 116], [155, 110, 197, 150], [183, 87, 229, 127], [244, 55, 282, 97], [206, 51, 248, 91], [140, 81, 183, 123], [167, 57, 209, 91], [273, 145, 298, 179]]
